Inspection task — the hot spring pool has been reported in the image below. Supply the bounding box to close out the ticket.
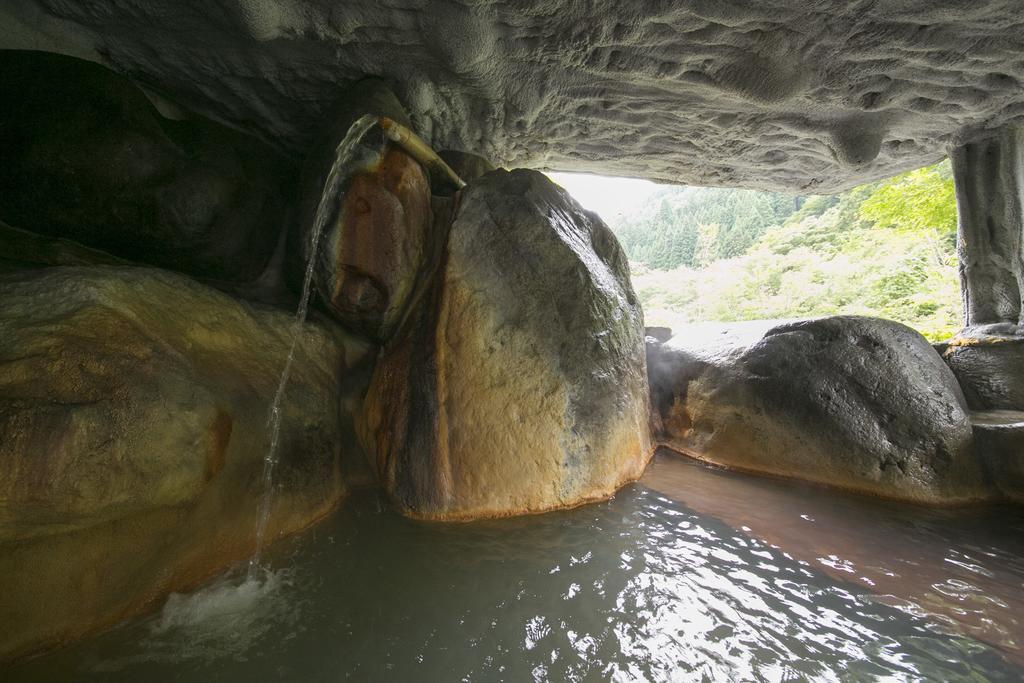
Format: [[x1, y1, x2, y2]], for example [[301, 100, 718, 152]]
[[9, 451, 1024, 681]]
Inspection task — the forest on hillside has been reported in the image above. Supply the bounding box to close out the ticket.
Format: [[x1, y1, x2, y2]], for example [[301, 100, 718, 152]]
[[607, 162, 961, 341]]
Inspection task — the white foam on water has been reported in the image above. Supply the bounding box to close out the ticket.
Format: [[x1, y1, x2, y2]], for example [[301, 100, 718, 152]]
[[125, 566, 299, 665]]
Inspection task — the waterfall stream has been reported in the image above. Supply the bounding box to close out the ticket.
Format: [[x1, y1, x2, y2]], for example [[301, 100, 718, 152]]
[[248, 114, 381, 575]]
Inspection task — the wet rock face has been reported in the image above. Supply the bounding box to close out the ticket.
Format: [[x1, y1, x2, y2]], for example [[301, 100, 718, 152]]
[[313, 146, 432, 341], [0, 267, 358, 661], [648, 317, 991, 504], [0, 51, 287, 282], [6, 2, 1024, 191], [292, 79, 433, 341], [359, 169, 652, 519]]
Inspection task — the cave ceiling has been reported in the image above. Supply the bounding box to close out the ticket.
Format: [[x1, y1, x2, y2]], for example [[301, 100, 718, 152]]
[[3, 0, 1024, 192]]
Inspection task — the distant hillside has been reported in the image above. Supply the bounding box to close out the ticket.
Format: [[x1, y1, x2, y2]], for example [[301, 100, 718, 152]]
[[615, 162, 961, 341], [610, 187, 803, 270]]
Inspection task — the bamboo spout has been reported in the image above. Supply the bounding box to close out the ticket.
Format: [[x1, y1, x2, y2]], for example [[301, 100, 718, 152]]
[[378, 116, 467, 190]]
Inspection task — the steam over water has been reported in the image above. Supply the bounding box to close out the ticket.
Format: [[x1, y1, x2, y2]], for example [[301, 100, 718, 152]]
[[11, 453, 1024, 681]]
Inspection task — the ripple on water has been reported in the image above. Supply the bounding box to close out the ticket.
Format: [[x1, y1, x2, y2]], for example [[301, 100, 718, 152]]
[[9, 457, 1024, 683]]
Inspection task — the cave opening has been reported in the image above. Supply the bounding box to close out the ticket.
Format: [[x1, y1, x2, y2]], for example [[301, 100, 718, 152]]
[[550, 162, 961, 343], [3, 1, 1024, 677]]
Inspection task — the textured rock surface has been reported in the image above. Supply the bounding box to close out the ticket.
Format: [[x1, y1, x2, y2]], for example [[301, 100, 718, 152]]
[[0, 50, 288, 282], [0, 266, 363, 661], [951, 126, 1024, 325], [359, 169, 652, 519], [437, 150, 496, 188], [0, 220, 129, 269], [5, 3, 1024, 191], [292, 79, 434, 341], [648, 317, 990, 503], [971, 410, 1024, 504], [940, 330, 1024, 411]]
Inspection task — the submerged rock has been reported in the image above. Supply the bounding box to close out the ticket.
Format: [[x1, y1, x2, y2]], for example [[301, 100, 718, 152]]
[[0, 266, 363, 661], [292, 79, 434, 341], [0, 51, 287, 282], [648, 317, 990, 504], [359, 169, 652, 519]]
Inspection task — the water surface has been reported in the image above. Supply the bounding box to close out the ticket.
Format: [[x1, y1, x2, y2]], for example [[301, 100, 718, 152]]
[[9, 452, 1024, 681]]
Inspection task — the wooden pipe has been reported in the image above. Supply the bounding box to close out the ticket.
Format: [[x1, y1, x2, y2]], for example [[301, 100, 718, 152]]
[[378, 116, 467, 190]]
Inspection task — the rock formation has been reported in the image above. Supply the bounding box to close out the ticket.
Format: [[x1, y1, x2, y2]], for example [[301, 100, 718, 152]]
[[940, 330, 1024, 411], [292, 79, 435, 342], [970, 411, 1024, 504], [950, 126, 1024, 327], [5, 2, 1024, 192], [436, 150, 497, 190], [647, 317, 991, 504], [0, 51, 289, 282], [0, 266, 365, 661], [359, 169, 652, 519], [3, 0, 1024, 665]]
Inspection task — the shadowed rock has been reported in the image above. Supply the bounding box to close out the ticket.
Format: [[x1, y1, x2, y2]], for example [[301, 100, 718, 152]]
[[436, 150, 496, 190], [0, 220, 129, 269], [970, 410, 1024, 503], [0, 266, 366, 661], [358, 169, 652, 519], [10, 3, 1024, 192], [291, 79, 433, 341], [648, 317, 991, 504], [0, 51, 289, 282], [940, 329, 1024, 411]]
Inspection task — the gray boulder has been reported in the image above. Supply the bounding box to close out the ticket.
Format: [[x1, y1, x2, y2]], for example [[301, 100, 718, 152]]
[[648, 317, 991, 504]]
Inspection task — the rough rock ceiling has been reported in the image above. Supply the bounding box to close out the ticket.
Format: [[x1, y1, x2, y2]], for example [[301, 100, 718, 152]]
[[3, 0, 1024, 192]]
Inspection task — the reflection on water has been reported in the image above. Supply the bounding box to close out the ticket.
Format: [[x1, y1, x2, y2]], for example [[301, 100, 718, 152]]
[[10, 454, 1024, 682], [642, 450, 1024, 663]]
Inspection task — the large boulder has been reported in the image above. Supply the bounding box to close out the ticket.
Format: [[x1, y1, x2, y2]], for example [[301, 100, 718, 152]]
[[0, 266, 365, 661], [648, 317, 991, 504], [0, 50, 288, 282], [291, 79, 434, 342], [358, 169, 652, 519]]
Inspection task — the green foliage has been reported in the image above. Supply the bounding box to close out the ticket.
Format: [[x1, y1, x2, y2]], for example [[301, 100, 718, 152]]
[[859, 161, 957, 238], [611, 187, 799, 270], [617, 161, 962, 342]]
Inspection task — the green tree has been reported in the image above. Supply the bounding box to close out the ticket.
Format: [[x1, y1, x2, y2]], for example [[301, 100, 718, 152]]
[[615, 160, 963, 342]]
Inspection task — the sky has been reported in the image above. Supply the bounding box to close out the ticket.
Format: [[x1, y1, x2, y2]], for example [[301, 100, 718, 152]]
[[547, 172, 661, 224]]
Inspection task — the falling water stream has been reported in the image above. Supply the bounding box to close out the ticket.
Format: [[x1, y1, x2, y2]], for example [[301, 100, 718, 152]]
[[248, 113, 381, 575]]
